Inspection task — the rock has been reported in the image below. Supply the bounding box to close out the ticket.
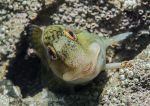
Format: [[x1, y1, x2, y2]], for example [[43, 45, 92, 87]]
[[44, 0, 56, 8], [108, 0, 142, 11]]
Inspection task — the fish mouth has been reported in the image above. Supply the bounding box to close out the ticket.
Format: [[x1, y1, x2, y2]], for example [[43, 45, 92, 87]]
[[63, 43, 101, 83]]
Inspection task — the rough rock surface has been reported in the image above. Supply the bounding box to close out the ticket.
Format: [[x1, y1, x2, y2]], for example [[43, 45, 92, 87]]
[[0, 0, 149, 106]]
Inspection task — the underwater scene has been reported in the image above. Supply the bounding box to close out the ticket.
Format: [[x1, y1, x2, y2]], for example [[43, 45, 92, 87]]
[[0, 0, 149, 106]]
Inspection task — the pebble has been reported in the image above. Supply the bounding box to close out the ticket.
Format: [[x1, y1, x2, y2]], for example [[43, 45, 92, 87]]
[[0, 48, 7, 55], [119, 69, 125, 74], [124, 79, 129, 85], [29, 102, 36, 106], [12, 86, 22, 98], [41, 88, 49, 99], [138, 9, 144, 15], [134, 78, 139, 83], [0, 27, 6, 33], [145, 63, 150, 69], [0, 10, 7, 15], [70, 12, 78, 17], [2, 86, 9, 95], [127, 71, 134, 78], [120, 75, 125, 81]]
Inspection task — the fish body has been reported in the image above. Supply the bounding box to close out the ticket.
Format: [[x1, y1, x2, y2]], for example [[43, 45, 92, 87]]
[[31, 25, 132, 84]]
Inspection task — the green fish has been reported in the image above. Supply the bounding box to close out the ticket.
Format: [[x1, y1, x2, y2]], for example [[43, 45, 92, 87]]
[[31, 25, 132, 84]]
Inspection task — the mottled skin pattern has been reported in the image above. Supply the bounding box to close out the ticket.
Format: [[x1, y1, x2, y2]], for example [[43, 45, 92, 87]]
[[31, 25, 132, 85]]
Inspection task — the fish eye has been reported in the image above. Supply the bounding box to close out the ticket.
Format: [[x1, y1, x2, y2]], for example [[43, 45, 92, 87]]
[[64, 29, 76, 40], [47, 46, 57, 60]]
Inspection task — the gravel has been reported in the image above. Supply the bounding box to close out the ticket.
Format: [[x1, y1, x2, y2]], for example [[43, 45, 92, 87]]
[[0, 0, 150, 106]]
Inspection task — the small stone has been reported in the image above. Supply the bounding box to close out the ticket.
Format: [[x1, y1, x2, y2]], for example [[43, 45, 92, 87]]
[[95, 15, 101, 21], [0, 48, 7, 55], [138, 9, 144, 15], [0, 34, 5, 39], [42, 88, 49, 99], [8, 5, 13, 9], [12, 86, 22, 98], [6, 80, 12, 86], [124, 79, 129, 85], [100, 13, 105, 18], [0, 27, 6, 33], [29, 102, 36, 106], [134, 78, 139, 83], [53, 17, 60, 21], [66, 16, 72, 23], [70, 11, 78, 17], [120, 75, 125, 81], [91, 23, 98, 29], [22, 1, 27, 5], [103, 6, 108, 11], [120, 103, 125, 106], [3, 89, 9, 95], [0, 10, 7, 15], [59, 8, 64, 12], [75, 16, 81, 23], [124, 69, 129, 74], [127, 71, 134, 78], [145, 63, 150, 69], [119, 69, 124, 74]]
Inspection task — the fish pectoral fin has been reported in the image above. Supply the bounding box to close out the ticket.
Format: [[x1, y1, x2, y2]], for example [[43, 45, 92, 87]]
[[63, 71, 87, 82], [63, 64, 93, 82], [63, 71, 77, 81]]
